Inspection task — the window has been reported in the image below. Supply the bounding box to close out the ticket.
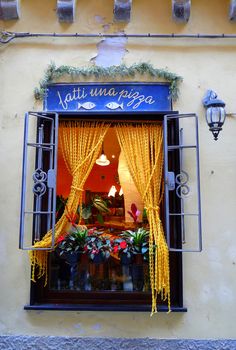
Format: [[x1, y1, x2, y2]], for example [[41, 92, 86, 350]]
[[20, 111, 201, 312]]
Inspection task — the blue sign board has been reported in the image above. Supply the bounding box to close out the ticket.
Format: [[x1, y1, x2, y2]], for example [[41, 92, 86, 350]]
[[45, 83, 171, 112]]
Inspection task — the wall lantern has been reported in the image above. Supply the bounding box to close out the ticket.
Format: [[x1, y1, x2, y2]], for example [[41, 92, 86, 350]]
[[202, 90, 226, 141]]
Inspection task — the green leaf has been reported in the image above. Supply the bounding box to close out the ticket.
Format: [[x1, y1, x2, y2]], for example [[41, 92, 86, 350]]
[[35, 62, 182, 102], [97, 213, 104, 224]]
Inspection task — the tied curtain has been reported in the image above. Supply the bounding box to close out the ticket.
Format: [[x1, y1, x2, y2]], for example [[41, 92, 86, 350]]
[[30, 120, 110, 284], [115, 123, 170, 314]]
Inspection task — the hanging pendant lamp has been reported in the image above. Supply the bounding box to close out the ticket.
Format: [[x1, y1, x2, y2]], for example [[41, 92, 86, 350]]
[[108, 185, 117, 197], [119, 188, 123, 196], [96, 143, 110, 166]]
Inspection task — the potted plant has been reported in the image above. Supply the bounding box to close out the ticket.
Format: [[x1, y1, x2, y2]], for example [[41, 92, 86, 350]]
[[113, 227, 149, 266], [121, 227, 149, 263], [78, 195, 111, 224], [113, 238, 133, 265], [56, 226, 90, 264], [117, 227, 150, 291], [84, 231, 112, 264]]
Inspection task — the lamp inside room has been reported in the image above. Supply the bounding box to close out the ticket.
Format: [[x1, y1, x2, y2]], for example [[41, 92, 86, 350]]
[[108, 185, 117, 197], [119, 188, 123, 196], [96, 143, 110, 166]]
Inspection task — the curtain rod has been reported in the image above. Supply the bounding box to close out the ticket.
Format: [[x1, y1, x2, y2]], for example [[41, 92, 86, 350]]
[[59, 118, 163, 125], [1, 30, 236, 44]]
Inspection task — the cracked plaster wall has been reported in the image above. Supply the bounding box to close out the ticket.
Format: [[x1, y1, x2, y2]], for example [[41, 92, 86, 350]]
[[91, 15, 128, 67], [91, 34, 128, 67], [0, 0, 236, 343]]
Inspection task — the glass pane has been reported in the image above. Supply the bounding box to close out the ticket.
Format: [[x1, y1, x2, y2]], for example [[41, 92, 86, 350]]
[[49, 251, 150, 292]]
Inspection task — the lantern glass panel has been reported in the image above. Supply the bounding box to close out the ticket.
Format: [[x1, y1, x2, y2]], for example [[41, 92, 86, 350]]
[[219, 107, 226, 124], [206, 106, 225, 127]]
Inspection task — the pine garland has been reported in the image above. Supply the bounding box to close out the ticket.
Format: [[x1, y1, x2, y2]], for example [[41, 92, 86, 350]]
[[34, 62, 183, 101]]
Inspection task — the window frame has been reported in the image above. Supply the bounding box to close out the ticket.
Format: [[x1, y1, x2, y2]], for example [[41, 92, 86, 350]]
[[23, 110, 187, 312]]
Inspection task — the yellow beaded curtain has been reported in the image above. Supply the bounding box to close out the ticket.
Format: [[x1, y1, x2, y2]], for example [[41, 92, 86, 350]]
[[30, 120, 110, 283], [115, 123, 170, 314]]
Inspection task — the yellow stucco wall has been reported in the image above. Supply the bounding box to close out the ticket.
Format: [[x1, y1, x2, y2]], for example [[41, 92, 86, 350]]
[[0, 0, 236, 339]]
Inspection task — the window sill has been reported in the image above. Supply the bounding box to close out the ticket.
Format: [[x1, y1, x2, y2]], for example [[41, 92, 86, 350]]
[[24, 304, 187, 312]]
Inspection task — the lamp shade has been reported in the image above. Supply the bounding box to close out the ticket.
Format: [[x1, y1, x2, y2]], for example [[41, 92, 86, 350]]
[[119, 188, 123, 196], [108, 185, 117, 197], [96, 143, 110, 166], [95, 153, 110, 166]]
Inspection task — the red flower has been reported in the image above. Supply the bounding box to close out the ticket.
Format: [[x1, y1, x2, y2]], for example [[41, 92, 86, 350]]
[[113, 245, 119, 253], [120, 241, 127, 249], [88, 228, 96, 235], [83, 245, 88, 252], [65, 207, 77, 226], [127, 203, 140, 223], [57, 235, 65, 243]]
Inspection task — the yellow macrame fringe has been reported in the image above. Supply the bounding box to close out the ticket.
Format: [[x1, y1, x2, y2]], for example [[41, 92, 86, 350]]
[[115, 123, 170, 314], [29, 121, 110, 283]]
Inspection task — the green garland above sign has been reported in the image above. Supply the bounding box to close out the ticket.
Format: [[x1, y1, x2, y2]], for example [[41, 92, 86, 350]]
[[34, 62, 183, 101]]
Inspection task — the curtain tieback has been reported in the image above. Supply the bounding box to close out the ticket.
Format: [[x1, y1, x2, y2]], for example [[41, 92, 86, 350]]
[[146, 205, 160, 212], [71, 185, 84, 192]]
